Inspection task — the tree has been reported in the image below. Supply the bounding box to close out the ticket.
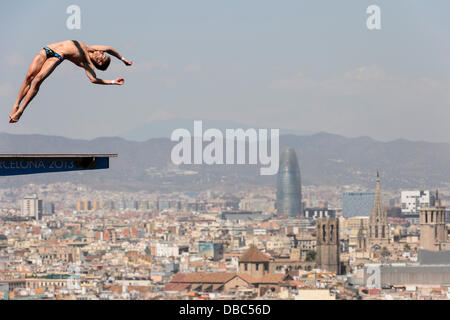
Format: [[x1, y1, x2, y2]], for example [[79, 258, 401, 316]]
[[306, 250, 316, 262], [403, 243, 411, 252], [380, 247, 390, 257]]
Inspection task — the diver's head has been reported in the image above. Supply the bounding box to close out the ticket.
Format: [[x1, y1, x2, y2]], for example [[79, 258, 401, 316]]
[[91, 51, 111, 71]]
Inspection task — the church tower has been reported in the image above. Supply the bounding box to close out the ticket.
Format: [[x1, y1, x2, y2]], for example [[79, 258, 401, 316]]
[[357, 218, 367, 252], [420, 190, 448, 251], [316, 217, 340, 274], [368, 172, 389, 249], [238, 245, 271, 278]]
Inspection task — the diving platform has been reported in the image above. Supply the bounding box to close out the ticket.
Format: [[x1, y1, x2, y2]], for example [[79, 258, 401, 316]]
[[0, 154, 117, 176]]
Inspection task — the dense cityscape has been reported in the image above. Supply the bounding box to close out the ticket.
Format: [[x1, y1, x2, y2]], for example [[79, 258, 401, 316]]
[[1, 147, 450, 300]]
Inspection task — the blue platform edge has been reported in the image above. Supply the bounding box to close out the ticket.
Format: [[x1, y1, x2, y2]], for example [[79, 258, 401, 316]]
[[0, 157, 110, 176]]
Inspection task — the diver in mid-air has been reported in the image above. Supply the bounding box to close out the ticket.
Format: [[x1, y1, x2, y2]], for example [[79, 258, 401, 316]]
[[9, 40, 133, 123]]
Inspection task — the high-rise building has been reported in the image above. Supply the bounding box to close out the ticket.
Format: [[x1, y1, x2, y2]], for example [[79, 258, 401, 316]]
[[342, 192, 375, 217], [76, 200, 92, 211], [276, 147, 302, 217], [402, 190, 435, 224], [368, 172, 389, 249], [43, 202, 55, 215], [92, 200, 103, 211], [21, 194, 43, 220]]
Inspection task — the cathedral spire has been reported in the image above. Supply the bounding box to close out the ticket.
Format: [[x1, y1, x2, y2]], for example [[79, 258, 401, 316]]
[[373, 171, 382, 217], [369, 170, 389, 247]]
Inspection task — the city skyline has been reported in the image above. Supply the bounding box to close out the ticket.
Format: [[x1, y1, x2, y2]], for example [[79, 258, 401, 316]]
[[1, 175, 450, 300]]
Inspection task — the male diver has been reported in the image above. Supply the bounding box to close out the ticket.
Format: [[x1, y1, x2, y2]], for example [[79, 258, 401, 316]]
[[9, 40, 132, 123]]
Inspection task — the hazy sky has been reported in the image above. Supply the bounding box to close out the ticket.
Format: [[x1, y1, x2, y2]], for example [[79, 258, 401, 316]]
[[1, 1, 450, 142]]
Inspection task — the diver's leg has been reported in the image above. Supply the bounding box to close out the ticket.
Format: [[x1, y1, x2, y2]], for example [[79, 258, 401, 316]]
[[10, 50, 47, 118], [10, 58, 61, 123]]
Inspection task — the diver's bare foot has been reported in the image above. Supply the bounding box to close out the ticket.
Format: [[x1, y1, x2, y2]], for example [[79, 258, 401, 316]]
[[9, 110, 22, 123], [9, 117, 18, 123]]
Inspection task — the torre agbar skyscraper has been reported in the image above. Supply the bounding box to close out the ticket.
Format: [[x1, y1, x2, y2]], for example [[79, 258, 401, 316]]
[[276, 147, 302, 217]]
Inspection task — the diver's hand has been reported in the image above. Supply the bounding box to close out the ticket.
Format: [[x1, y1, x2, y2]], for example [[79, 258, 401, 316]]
[[114, 78, 125, 85], [122, 58, 132, 66]]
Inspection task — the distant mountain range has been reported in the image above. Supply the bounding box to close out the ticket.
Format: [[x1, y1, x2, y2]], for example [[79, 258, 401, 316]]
[[0, 131, 449, 192]]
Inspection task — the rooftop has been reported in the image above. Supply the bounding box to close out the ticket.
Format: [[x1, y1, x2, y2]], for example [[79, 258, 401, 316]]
[[239, 245, 271, 263]]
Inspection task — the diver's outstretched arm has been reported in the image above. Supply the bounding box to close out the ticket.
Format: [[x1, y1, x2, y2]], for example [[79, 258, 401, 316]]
[[84, 66, 124, 85], [89, 45, 133, 66]]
